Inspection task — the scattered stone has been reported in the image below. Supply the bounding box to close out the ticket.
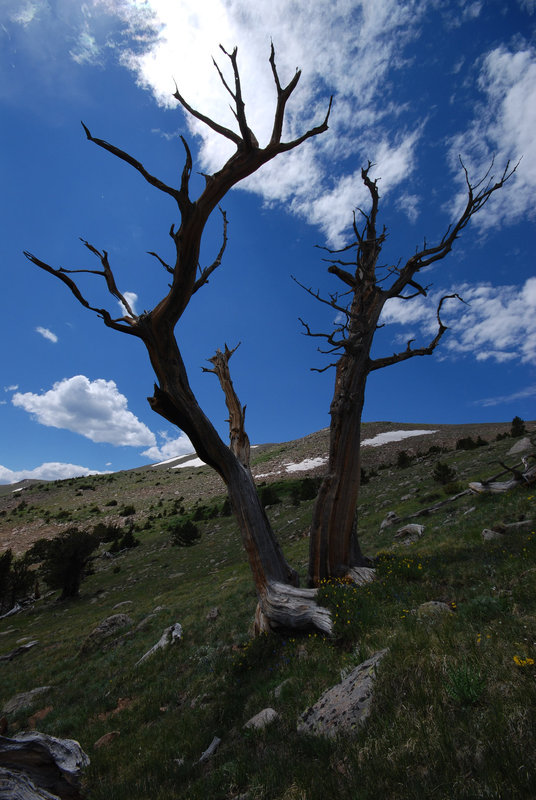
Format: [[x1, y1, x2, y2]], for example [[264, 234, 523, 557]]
[[244, 708, 278, 730], [93, 732, 120, 750], [0, 731, 89, 799], [78, 614, 133, 657], [135, 623, 182, 666], [394, 524, 424, 545], [2, 688, 52, 716], [380, 512, 400, 531], [464, 506, 476, 516], [481, 528, 505, 542], [297, 649, 388, 738], [416, 601, 453, 620], [206, 607, 219, 621], [112, 601, 133, 610], [0, 641, 39, 663], [197, 736, 221, 764], [135, 614, 156, 631], [273, 679, 293, 700], [507, 437, 532, 456]]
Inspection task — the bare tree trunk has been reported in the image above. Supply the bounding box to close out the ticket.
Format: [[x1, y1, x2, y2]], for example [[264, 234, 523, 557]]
[[308, 352, 369, 584], [144, 324, 299, 594]]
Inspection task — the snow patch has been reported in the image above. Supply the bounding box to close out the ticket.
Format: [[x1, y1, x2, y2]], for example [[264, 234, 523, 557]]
[[152, 453, 195, 467], [285, 457, 328, 473], [361, 430, 437, 447], [172, 456, 206, 470]]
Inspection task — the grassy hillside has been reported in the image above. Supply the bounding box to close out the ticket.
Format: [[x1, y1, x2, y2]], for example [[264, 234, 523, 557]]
[[0, 423, 535, 799]]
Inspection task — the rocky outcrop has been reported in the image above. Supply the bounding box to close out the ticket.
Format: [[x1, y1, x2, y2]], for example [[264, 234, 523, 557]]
[[297, 649, 388, 738]]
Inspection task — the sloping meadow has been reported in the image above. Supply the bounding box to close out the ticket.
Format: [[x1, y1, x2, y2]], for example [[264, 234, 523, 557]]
[[0, 426, 535, 799]]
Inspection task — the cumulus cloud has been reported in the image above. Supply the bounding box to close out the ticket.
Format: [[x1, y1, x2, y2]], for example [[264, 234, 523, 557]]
[[12, 375, 156, 446], [141, 431, 194, 462], [0, 461, 109, 485], [380, 277, 536, 365], [36, 326, 58, 343], [91, 0, 430, 243], [448, 44, 536, 229]]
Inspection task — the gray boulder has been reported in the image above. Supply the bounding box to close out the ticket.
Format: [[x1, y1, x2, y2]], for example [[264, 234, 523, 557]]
[[78, 614, 133, 657], [394, 524, 424, 545], [2, 688, 52, 716], [297, 649, 388, 738], [244, 708, 278, 730]]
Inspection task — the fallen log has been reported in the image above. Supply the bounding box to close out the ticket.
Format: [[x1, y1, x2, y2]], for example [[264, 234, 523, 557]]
[[0, 732, 89, 799]]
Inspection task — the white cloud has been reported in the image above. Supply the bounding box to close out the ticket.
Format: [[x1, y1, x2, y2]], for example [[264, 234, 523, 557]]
[[9, 1, 41, 27], [380, 278, 536, 365], [476, 383, 536, 407], [100, 0, 430, 243], [4, 385, 19, 392], [141, 431, 194, 461], [448, 44, 536, 230], [118, 291, 138, 316], [0, 461, 109, 485], [12, 375, 156, 446], [36, 326, 58, 343]]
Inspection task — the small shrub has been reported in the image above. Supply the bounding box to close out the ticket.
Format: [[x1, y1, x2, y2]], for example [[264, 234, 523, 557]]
[[259, 485, 281, 507], [511, 415, 526, 437], [396, 450, 412, 468], [444, 660, 485, 706], [169, 519, 201, 547], [433, 461, 457, 485], [220, 497, 232, 516], [105, 499, 118, 507], [456, 436, 487, 451], [27, 528, 99, 600], [0, 549, 34, 614], [93, 522, 123, 543], [120, 504, 136, 516]]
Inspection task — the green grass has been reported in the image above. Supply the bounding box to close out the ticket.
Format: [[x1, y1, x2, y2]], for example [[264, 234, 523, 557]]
[[0, 433, 535, 798]]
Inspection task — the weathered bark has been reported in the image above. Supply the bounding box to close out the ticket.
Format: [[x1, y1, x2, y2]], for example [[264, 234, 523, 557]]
[[0, 732, 89, 800], [144, 324, 299, 593], [203, 343, 251, 469], [304, 161, 515, 586]]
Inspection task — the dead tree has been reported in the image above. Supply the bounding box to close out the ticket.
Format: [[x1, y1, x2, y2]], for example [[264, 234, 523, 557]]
[[25, 46, 333, 632], [300, 160, 515, 585]]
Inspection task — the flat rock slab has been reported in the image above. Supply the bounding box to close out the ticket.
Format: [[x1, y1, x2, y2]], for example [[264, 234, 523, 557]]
[[2, 688, 52, 716], [297, 649, 388, 738]]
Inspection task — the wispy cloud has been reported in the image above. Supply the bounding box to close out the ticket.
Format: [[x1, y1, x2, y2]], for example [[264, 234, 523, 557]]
[[36, 326, 58, 343], [0, 461, 109, 485], [380, 277, 536, 365], [12, 375, 156, 446], [475, 384, 536, 408]]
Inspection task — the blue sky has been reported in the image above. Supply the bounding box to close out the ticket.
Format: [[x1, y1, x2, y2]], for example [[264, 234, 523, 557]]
[[0, 0, 535, 483]]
